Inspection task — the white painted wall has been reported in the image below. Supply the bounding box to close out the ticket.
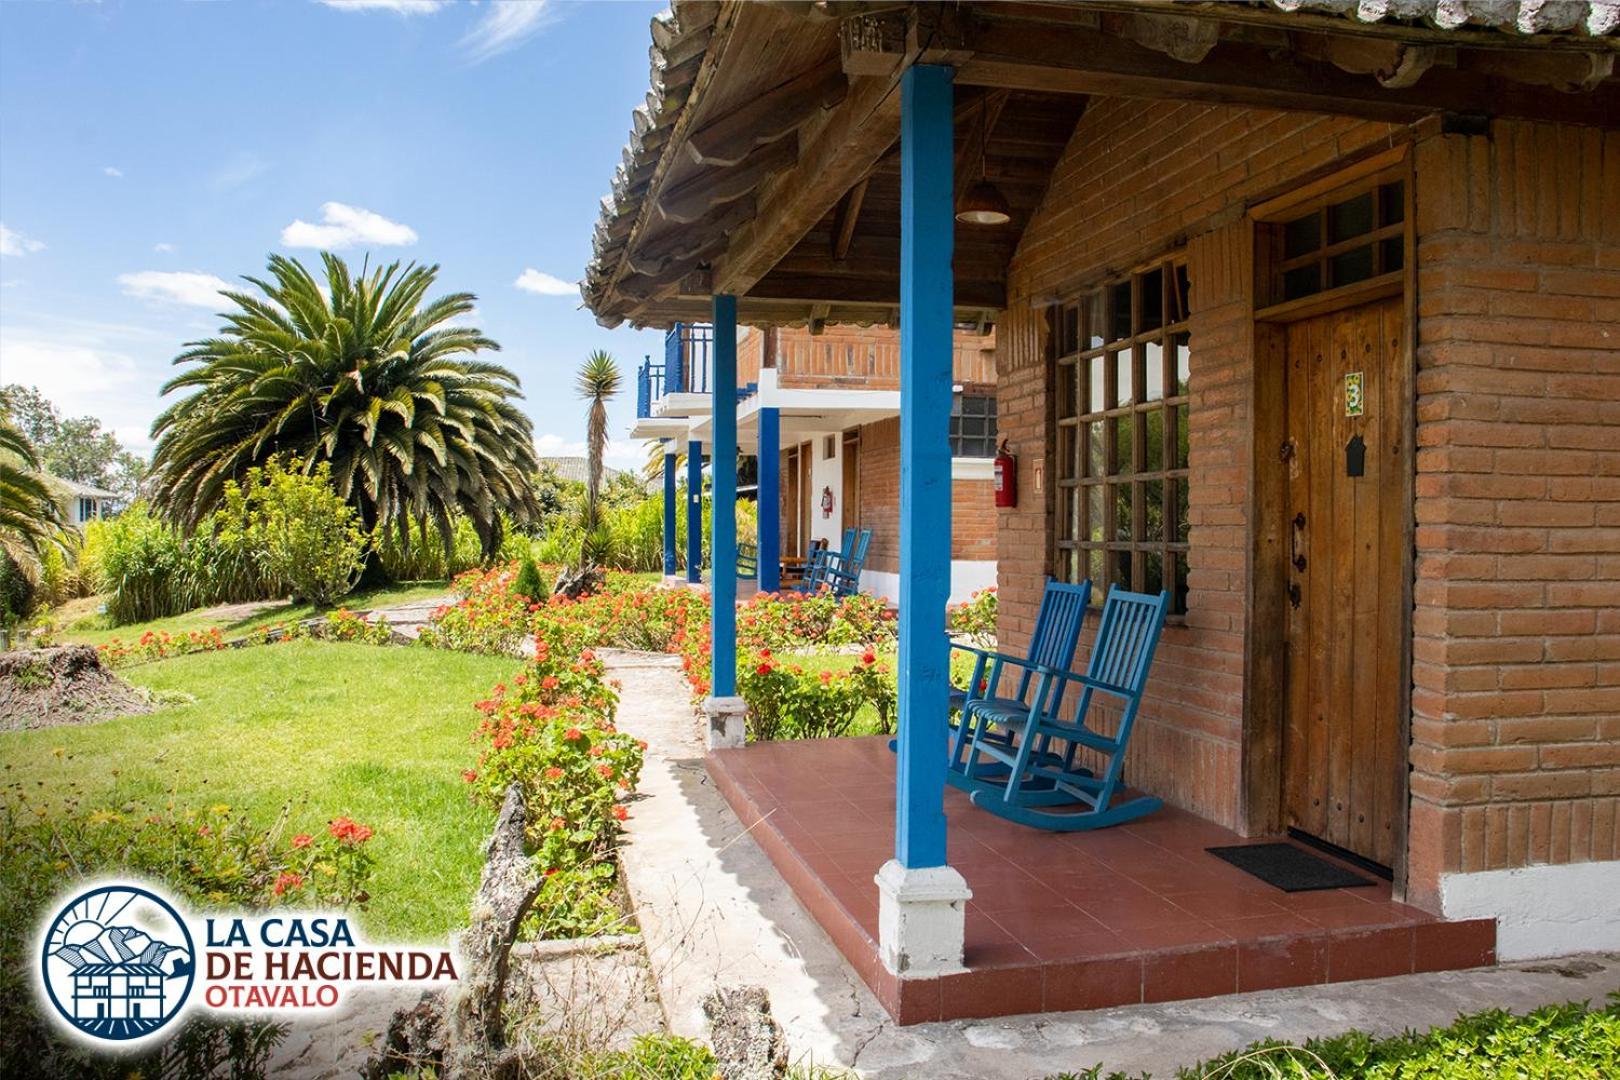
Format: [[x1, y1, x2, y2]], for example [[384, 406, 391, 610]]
[[1440, 860, 1620, 961], [807, 431, 843, 548], [862, 560, 997, 607]]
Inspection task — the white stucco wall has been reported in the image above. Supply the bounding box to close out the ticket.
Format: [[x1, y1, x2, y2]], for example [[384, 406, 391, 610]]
[[1440, 861, 1620, 961], [861, 561, 997, 607]]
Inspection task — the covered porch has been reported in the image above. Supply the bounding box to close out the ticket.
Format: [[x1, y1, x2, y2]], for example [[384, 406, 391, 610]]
[[709, 736, 1494, 1023], [584, 0, 1617, 1024]]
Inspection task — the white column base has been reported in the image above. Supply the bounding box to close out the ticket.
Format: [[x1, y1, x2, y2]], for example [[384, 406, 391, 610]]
[[662, 574, 687, 588], [875, 858, 971, 977], [704, 695, 748, 751]]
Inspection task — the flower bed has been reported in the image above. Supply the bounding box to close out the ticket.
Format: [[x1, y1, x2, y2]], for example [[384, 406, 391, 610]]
[[459, 617, 646, 939]]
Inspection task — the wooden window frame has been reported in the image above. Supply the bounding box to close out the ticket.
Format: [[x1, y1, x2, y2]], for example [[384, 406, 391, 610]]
[[1255, 161, 1408, 321], [1051, 253, 1191, 614]]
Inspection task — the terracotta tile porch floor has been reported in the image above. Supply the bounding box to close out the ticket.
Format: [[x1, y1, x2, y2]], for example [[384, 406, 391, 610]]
[[708, 736, 1496, 1025]]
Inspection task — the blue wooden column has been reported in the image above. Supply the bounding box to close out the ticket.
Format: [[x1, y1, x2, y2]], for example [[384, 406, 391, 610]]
[[894, 64, 954, 871], [686, 439, 703, 584], [758, 406, 781, 593], [711, 294, 739, 698], [662, 443, 678, 577]]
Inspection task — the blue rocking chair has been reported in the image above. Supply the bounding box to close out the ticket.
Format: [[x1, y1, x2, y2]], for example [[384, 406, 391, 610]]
[[944, 578, 1092, 785], [821, 527, 872, 598], [886, 578, 1091, 781], [962, 587, 1171, 831], [795, 530, 853, 594]]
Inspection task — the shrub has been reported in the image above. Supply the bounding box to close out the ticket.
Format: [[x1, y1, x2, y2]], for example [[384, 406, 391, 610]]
[[98, 626, 229, 668], [374, 515, 486, 582], [570, 1034, 719, 1079], [948, 585, 998, 647], [1048, 997, 1620, 1079], [462, 644, 641, 939], [738, 648, 896, 741], [178, 474, 286, 608], [256, 459, 368, 607], [95, 502, 187, 624], [513, 552, 548, 604], [0, 550, 35, 626], [321, 608, 394, 645], [736, 590, 896, 652], [420, 564, 535, 655]]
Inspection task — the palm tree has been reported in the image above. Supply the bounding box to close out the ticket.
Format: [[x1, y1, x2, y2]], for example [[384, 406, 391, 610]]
[[148, 253, 539, 556], [576, 349, 620, 565], [0, 420, 66, 574]]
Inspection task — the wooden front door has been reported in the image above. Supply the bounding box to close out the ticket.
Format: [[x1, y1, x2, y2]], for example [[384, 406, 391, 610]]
[[1282, 295, 1406, 869]]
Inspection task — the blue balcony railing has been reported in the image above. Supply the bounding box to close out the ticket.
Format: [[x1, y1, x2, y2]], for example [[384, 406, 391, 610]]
[[639, 323, 723, 420], [664, 321, 712, 396], [635, 356, 665, 419]]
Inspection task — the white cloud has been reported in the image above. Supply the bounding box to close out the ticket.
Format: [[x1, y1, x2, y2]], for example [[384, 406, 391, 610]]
[[153, 242, 176, 254], [117, 270, 237, 309], [0, 223, 45, 257], [460, 0, 554, 63], [0, 337, 141, 417], [281, 201, 418, 249], [514, 268, 578, 297], [533, 432, 642, 471], [317, 0, 446, 13], [103, 166, 124, 178], [209, 151, 270, 192]]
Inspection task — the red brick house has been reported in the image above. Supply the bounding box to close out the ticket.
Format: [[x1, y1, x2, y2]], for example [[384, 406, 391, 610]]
[[588, 0, 1619, 1017], [633, 322, 1001, 600]]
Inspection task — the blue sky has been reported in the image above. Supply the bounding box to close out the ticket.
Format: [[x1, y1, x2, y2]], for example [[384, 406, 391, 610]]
[[0, 0, 665, 471]]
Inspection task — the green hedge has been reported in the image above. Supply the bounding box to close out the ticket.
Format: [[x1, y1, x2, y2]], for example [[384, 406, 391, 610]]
[[1050, 997, 1620, 1080]]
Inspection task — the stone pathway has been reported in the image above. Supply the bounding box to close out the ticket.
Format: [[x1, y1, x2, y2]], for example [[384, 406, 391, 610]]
[[606, 650, 1620, 1079], [360, 594, 454, 639]]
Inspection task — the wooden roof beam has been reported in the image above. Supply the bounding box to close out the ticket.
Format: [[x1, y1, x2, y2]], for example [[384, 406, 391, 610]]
[[831, 178, 869, 262], [684, 63, 847, 167], [709, 71, 903, 297], [656, 134, 798, 224], [948, 13, 1620, 128]]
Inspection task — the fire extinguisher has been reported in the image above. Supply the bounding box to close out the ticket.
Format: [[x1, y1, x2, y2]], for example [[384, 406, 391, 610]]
[[993, 440, 1017, 508], [820, 485, 835, 519]]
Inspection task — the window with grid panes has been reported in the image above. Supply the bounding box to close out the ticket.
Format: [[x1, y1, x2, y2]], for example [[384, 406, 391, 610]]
[[949, 393, 997, 458], [1052, 257, 1191, 613], [1270, 179, 1404, 305]]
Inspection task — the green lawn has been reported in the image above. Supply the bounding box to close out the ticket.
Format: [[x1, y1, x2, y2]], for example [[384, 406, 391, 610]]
[[1, 639, 516, 942], [48, 579, 452, 648]]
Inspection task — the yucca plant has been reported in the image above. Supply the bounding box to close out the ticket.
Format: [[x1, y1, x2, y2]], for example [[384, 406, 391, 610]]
[[148, 253, 540, 557], [576, 350, 620, 568]]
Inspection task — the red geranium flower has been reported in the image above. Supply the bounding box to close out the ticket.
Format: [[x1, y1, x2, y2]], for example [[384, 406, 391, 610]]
[[291, 833, 313, 849], [274, 871, 304, 896], [612, 804, 628, 822], [544, 766, 565, 780]]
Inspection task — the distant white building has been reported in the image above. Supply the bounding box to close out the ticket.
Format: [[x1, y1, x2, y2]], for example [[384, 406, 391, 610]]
[[58, 479, 118, 526]]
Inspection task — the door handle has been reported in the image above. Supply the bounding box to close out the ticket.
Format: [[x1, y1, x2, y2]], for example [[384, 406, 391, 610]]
[[1290, 512, 1307, 572]]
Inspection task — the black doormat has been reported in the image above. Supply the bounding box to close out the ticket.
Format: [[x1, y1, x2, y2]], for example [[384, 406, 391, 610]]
[[1206, 842, 1375, 892]]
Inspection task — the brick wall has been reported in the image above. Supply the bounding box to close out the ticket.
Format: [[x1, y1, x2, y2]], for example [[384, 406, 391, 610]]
[[857, 419, 899, 573], [1404, 122, 1620, 908], [999, 97, 1402, 826], [847, 416, 995, 574]]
